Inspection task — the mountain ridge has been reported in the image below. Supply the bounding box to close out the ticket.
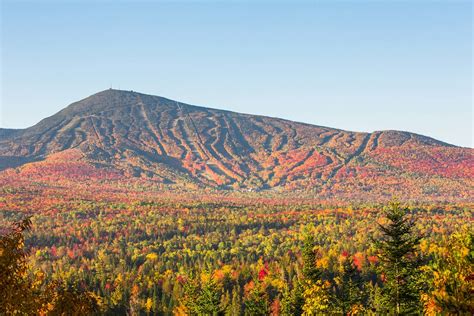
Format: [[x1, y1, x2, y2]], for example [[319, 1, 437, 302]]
[[0, 89, 472, 200], [0, 89, 457, 147]]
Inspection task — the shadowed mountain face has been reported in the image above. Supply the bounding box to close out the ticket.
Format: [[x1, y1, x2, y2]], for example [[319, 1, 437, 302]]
[[1, 89, 472, 198]]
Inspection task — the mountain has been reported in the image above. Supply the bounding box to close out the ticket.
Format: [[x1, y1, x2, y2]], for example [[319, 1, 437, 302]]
[[0, 89, 472, 200]]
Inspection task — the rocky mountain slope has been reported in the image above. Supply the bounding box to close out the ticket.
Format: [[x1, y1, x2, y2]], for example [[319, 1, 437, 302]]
[[1, 89, 472, 199]]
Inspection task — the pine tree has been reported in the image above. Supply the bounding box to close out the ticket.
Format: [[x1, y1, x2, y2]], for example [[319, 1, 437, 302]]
[[196, 277, 221, 315], [302, 234, 321, 282], [226, 287, 242, 316], [334, 256, 365, 314], [374, 201, 423, 315], [220, 290, 231, 313], [281, 282, 304, 316], [281, 234, 324, 316], [244, 282, 269, 316], [182, 275, 222, 315], [181, 277, 200, 314], [152, 285, 160, 314], [367, 282, 384, 313]]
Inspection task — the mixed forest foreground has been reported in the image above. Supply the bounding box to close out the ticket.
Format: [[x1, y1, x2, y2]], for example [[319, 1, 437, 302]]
[[1, 181, 472, 314]]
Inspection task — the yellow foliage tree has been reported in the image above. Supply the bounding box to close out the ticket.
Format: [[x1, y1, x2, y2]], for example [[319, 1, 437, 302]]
[[301, 280, 330, 315], [422, 231, 474, 315]]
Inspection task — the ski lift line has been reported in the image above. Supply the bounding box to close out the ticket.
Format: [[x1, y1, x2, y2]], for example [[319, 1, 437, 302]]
[[176, 101, 207, 153], [136, 95, 167, 156], [89, 117, 105, 148]]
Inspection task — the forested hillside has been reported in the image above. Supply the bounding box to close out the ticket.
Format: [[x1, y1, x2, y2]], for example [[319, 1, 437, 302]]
[[1, 89, 472, 201]]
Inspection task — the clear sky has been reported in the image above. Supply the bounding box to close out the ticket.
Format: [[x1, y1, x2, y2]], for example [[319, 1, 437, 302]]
[[1, 0, 472, 147]]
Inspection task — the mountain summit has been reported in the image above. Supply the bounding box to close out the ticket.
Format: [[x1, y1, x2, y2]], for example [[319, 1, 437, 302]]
[[1, 89, 472, 200]]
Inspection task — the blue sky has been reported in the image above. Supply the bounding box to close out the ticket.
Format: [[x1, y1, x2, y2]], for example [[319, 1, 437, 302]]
[[1, 0, 472, 147]]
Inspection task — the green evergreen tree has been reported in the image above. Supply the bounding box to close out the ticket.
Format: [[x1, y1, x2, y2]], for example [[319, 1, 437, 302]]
[[302, 234, 321, 282], [226, 287, 242, 316], [196, 277, 221, 315], [374, 201, 423, 315], [334, 256, 365, 314], [220, 290, 230, 313], [183, 276, 222, 315], [280, 282, 304, 316], [243, 284, 269, 316], [366, 282, 384, 313], [182, 278, 200, 314], [282, 233, 323, 316]]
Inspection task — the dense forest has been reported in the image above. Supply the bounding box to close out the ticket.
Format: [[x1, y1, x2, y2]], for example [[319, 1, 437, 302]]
[[2, 2, 473, 315], [1, 200, 472, 315]]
